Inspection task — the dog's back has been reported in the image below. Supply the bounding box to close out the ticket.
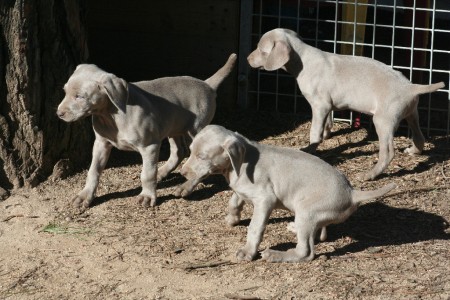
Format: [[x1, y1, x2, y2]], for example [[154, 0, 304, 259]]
[[239, 138, 353, 209], [132, 77, 216, 135]]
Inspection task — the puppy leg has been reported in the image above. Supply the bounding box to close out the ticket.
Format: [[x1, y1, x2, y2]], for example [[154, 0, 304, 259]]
[[137, 143, 160, 207], [157, 136, 187, 181], [73, 139, 112, 209], [225, 193, 245, 226], [263, 214, 316, 262], [404, 108, 425, 155], [318, 226, 327, 242], [173, 177, 202, 198], [236, 200, 273, 261], [322, 112, 333, 140], [303, 104, 331, 152], [364, 116, 395, 181], [172, 135, 207, 198], [287, 223, 327, 242]]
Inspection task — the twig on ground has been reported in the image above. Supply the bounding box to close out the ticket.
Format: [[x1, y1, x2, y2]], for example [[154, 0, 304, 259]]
[[2, 214, 24, 222], [181, 260, 235, 271], [2, 215, 39, 222], [330, 252, 394, 260], [224, 294, 262, 300]]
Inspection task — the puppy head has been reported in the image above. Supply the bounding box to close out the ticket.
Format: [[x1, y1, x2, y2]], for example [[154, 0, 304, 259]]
[[180, 125, 246, 181], [57, 64, 128, 122], [247, 28, 293, 71]]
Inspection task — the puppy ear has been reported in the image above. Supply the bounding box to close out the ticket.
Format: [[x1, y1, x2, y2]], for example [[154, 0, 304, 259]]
[[264, 41, 290, 71], [100, 73, 128, 113], [222, 136, 245, 176]]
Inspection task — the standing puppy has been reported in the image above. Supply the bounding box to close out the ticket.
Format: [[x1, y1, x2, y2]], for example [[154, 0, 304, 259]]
[[248, 28, 444, 180], [57, 54, 236, 209], [179, 125, 395, 262]]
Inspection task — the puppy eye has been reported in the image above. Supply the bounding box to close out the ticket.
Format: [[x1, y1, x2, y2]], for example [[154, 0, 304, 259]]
[[75, 94, 84, 100]]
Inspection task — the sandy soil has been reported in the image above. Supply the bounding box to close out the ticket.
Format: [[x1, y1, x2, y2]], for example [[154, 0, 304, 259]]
[[1, 111, 449, 299]]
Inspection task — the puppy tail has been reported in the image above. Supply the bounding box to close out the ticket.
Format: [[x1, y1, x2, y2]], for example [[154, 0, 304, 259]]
[[352, 183, 396, 204], [412, 81, 445, 95], [205, 53, 237, 90]]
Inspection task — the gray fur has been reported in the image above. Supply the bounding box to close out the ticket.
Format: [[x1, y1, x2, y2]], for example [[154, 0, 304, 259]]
[[180, 125, 395, 262], [247, 28, 445, 180], [57, 54, 236, 209]]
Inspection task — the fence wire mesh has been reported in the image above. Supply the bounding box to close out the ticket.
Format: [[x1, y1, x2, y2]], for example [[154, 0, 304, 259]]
[[240, 0, 450, 135]]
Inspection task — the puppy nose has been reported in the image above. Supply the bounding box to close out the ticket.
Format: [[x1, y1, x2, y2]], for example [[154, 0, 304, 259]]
[[57, 110, 65, 118]]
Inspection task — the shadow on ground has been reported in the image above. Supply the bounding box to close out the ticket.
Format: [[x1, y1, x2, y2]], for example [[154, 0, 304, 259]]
[[89, 173, 230, 208], [318, 129, 449, 180], [266, 201, 449, 258]]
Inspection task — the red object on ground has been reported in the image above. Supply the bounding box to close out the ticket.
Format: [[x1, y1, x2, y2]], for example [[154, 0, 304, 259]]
[[353, 113, 361, 128]]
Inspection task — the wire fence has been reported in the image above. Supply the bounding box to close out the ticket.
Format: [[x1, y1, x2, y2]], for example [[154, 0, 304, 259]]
[[238, 0, 450, 135]]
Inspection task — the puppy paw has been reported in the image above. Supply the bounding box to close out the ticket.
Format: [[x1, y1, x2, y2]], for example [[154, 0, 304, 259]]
[[173, 180, 198, 198], [71, 191, 94, 210], [362, 172, 376, 181], [137, 194, 156, 208], [236, 247, 256, 262], [262, 248, 309, 263], [404, 146, 422, 155], [225, 214, 240, 227], [173, 187, 183, 198], [286, 222, 296, 233], [173, 185, 193, 198], [261, 248, 285, 262]]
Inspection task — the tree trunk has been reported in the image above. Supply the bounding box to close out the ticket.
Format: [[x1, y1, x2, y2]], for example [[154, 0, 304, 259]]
[[0, 0, 92, 189]]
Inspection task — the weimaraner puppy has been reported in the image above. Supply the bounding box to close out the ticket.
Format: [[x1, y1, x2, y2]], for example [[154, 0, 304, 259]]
[[179, 125, 396, 262], [57, 54, 236, 209], [247, 28, 445, 181]]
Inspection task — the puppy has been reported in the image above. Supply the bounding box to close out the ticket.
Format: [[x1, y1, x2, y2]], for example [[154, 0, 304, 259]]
[[248, 28, 444, 180], [57, 54, 236, 209], [180, 125, 396, 262]]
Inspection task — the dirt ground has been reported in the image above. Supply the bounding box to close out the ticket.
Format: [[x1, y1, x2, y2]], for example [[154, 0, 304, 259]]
[[1, 111, 449, 300]]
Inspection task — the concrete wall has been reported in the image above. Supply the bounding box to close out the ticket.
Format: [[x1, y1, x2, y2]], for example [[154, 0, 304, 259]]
[[86, 0, 239, 109]]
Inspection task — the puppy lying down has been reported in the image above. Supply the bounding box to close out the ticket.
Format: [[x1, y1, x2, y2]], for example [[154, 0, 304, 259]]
[[180, 125, 396, 262]]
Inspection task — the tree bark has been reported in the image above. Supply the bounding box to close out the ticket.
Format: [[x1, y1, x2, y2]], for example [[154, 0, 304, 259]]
[[0, 0, 92, 189]]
